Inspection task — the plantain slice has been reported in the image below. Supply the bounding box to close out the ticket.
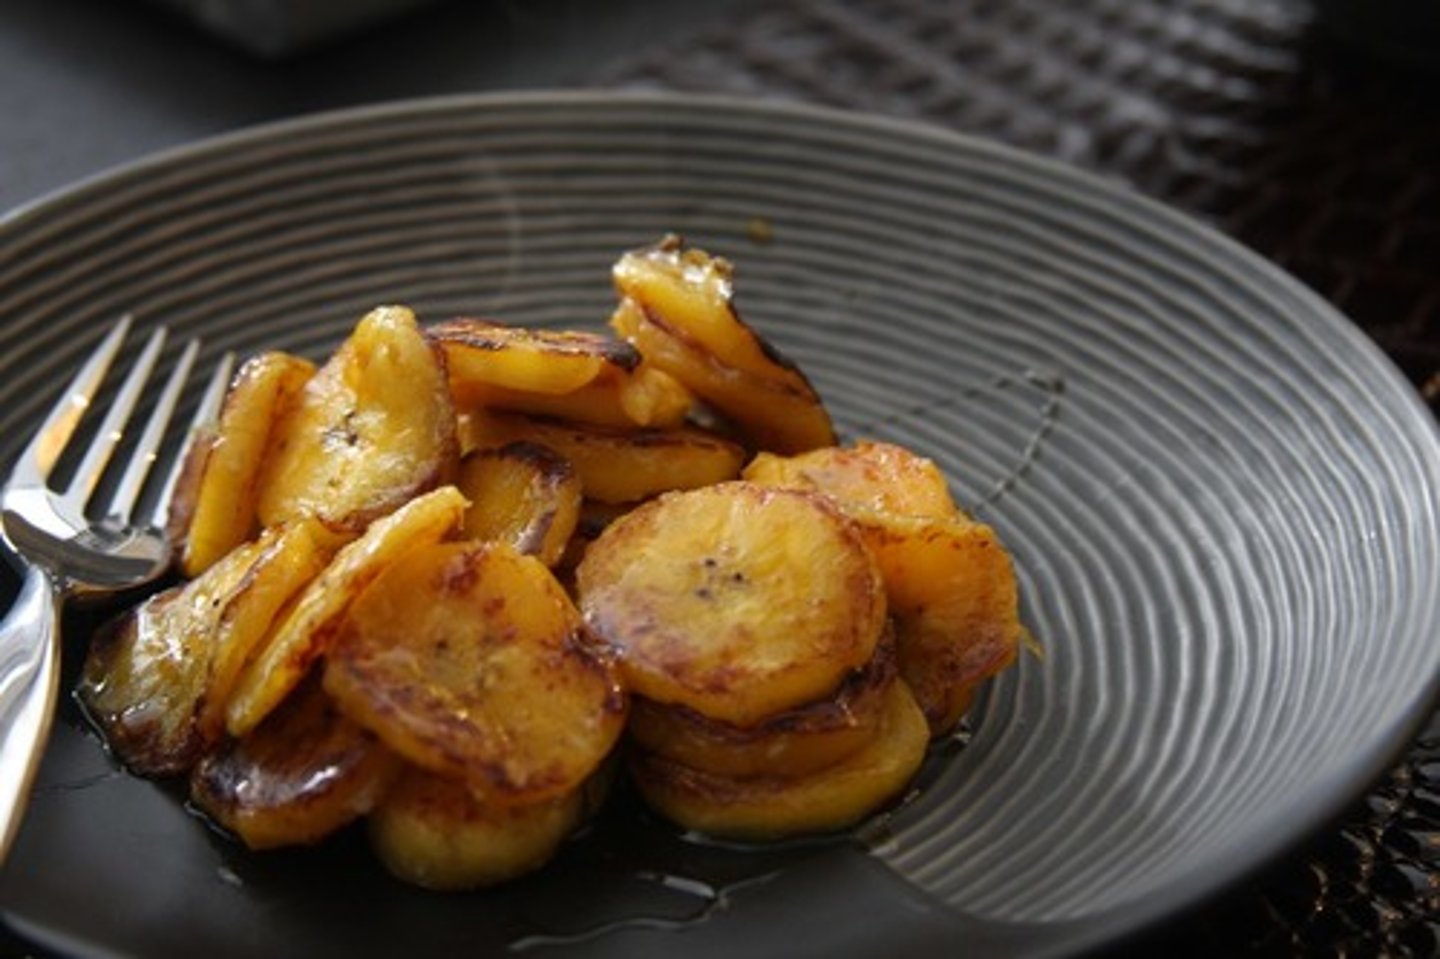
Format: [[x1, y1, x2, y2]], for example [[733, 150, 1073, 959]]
[[576, 482, 886, 726], [856, 510, 1021, 734], [745, 443, 1020, 734], [324, 540, 626, 804], [629, 678, 929, 840], [461, 410, 745, 504], [457, 441, 582, 568], [744, 440, 961, 520], [628, 631, 898, 780], [171, 352, 315, 577], [225, 486, 469, 738], [431, 318, 638, 400], [79, 539, 266, 776], [257, 305, 459, 531], [191, 675, 402, 850], [609, 236, 835, 453], [453, 360, 694, 431], [368, 766, 585, 891], [198, 517, 348, 742]]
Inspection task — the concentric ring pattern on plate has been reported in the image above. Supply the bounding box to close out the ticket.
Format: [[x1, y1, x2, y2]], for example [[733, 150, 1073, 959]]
[[2, 93, 1438, 948]]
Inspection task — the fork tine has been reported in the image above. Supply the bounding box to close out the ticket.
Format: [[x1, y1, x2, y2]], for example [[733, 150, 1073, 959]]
[[149, 350, 234, 529], [60, 326, 167, 512], [105, 338, 200, 524], [15, 316, 134, 485]]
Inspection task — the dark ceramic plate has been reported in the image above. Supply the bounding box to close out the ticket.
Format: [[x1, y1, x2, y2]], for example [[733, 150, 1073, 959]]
[[1, 93, 1438, 959]]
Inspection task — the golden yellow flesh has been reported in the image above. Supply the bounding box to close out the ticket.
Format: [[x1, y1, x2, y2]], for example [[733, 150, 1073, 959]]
[[461, 410, 745, 504], [457, 442, 582, 568], [190, 677, 401, 850], [612, 237, 799, 382], [225, 486, 469, 737], [79, 539, 265, 775], [431, 318, 637, 398], [368, 767, 584, 891], [744, 440, 960, 520], [576, 482, 886, 725], [610, 298, 834, 454], [256, 305, 458, 531], [324, 540, 626, 804], [197, 518, 346, 741], [630, 679, 929, 840], [627, 637, 896, 779], [746, 442, 1021, 734], [453, 360, 693, 431], [857, 510, 1021, 733], [610, 237, 835, 453], [174, 352, 315, 576]]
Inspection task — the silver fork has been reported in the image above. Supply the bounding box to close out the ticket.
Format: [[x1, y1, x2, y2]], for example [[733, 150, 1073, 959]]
[[0, 317, 233, 862]]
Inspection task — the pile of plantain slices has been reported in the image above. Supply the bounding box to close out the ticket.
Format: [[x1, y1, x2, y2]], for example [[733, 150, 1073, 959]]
[[78, 235, 1023, 891]]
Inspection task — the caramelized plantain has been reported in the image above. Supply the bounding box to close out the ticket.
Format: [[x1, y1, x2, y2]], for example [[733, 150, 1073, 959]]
[[79, 539, 266, 775], [610, 236, 834, 453], [257, 305, 458, 531], [457, 442, 581, 568], [746, 443, 1021, 734], [368, 766, 585, 891], [857, 510, 1021, 733], [629, 679, 929, 840], [191, 676, 402, 849], [198, 517, 346, 742], [431, 318, 638, 400], [225, 486, 469, 737], [576, 482, 886, 725], [461, 410, 744, 504], [743, 440, 960, 520], [435, 319, 693, 459], [324, 540, 626, 804], [171, 352, 315, 576], [628, 632, 897, 779]]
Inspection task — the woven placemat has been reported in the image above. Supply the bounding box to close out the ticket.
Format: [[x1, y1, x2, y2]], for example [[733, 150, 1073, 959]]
[[595, 1, 1440, 954]]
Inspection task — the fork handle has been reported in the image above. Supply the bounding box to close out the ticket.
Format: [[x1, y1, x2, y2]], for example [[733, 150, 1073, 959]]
[[0, 566, 60, 863]]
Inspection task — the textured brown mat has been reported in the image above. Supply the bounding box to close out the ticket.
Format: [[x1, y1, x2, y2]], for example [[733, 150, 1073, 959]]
[[595, 1, 1440, 954]]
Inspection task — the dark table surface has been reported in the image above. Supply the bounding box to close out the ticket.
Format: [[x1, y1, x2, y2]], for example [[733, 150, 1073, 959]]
[[2, 0, 1438, 956]]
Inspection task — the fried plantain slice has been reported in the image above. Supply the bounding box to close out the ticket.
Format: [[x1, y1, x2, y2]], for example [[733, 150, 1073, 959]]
[[457, 441, 582, 568], [629, 678, 929, 840], [460, 410, 745, 504], [197, 517, 347, 742], [431, 318, 638, 400], [257, 305, 459, 531], [368, 766, 586, 891], [79, 539, 266, 776], [610, 236, 835, 453], [856, 510, 1021, 734], [745, 443, 1020, 734], [627, 631, 897, 779], [225, 486, 469, 738], [171, 352, 315, 577], [324, 540, 626, 804], [576, 482, 886, 726], [191, 675, 402, 850], [743, 440, 961, 520], [452, 360, 694, 431]]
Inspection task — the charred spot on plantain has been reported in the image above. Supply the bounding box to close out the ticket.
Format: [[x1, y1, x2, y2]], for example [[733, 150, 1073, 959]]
[[320, 409, 360, 450], [430, 319, 641, 371]]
